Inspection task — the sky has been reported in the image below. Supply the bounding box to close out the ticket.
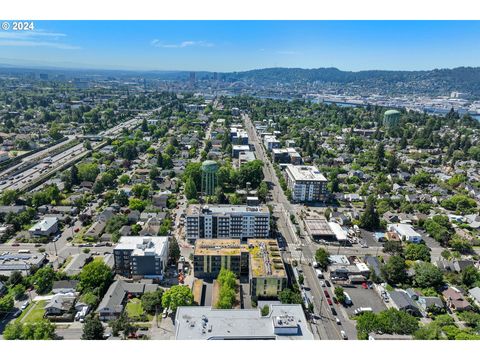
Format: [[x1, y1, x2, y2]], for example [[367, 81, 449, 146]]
[[0, 21, 479, 72]]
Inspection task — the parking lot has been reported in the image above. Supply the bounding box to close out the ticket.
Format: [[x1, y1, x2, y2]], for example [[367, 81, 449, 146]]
[[339, 284, 388, 316]]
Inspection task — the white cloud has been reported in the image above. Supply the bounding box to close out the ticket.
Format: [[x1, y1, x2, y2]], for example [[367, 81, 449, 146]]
[[151, 39, 214, 48], [0, 40, 80, 50], [0, 30, 78, 49]]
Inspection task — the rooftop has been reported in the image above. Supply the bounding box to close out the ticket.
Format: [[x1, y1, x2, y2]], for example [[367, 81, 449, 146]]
[[194, 239, 247, 256], [175, 304, 313, 340], [285, 164, 327, 182], [29, 217, 58, 232], [248, 239, 286, 278], [304, 217, 335, 236], [186, 204, 269, 216], [115, 236, 169, 257]]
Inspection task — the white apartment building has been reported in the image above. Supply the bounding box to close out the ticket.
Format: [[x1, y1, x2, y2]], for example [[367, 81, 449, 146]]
[[185, 205, 270, 243], [285, 164, 328, 202]]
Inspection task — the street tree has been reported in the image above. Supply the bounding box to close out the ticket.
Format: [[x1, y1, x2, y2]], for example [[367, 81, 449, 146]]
[[141, 289, 164, 314], [33, 266, 55, 294], [381, 255, 407, 285], [82, 315, 105, 340], [413, 262, 444, 289], [359, 195, 380, 231], [78, 259, 113, 296], [162, 285, 194, 312], [315, 248, 331, 270]]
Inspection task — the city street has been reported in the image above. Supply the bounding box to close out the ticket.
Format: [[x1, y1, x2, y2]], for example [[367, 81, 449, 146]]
[[244, 113, 359, 339]]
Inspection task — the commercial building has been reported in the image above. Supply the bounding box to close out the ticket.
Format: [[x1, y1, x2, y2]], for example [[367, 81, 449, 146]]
[[285, 165, 328, 202], [175, 304, 314, 340], [263, 135, 280, 151], [29, 217, 59, 237], [114, 236, 169, 279], [304, 217, 336, 242], [272, 148, 302, 165], [186, 204, 270, 243], [387, 224, 423, 243], [238, 151, 256, 168], [232, 144, 251, 158], [230, 127, 249, 145], [0, 253, 47, 276]]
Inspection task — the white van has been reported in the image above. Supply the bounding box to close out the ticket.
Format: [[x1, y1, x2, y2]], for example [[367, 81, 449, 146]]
[[18, 249, 31, 254], [315, 269, 324, 279]]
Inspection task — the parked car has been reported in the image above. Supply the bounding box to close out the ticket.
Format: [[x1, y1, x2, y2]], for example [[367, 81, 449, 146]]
[[361, 282, 368, 289], [325, 280, 331, 287], [21, 301, 30, 310], [324, 290, 330, 298], [12, 243, 20, 247], [341, 330, 348, 340], [327, 298, 333, 306], [336, 317, 341, 324], [331, 307, 337, 316], [320, 280, 326, 287]]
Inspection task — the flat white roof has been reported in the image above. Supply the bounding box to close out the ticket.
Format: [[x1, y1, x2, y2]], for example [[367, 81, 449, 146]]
[[30, 217, 58, 231], [285, 164, 327, 182], [328, 222, 348, 241], [175, 305, 313, 340], [388, 223, 422, 238], [115, 236, 168, 257]]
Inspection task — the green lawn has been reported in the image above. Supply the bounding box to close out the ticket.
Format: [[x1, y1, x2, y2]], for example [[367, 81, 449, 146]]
[[126, 298, 144, 318], [19, 300, 46, 323]]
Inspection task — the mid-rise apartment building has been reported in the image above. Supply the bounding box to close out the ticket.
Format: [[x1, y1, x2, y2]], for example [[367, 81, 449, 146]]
[[186, 205, 270, 243], [114, 236, 169, 279], [193, 238, 287, 299], [263, 135, 280, 151], [285, 164, 327, 202]]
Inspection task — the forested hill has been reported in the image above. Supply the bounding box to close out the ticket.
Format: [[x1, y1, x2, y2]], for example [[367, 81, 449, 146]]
[[222, 67, 480, 98]]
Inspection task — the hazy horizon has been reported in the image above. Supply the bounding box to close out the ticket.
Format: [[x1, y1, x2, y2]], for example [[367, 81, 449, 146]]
[[0, 21, 479, 72]]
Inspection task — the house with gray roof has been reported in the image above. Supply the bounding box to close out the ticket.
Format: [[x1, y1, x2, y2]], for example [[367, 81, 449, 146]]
[[97, 280, 158, 321], [468, 287, 480, 307], [417, 296, 444, 313], [52, 280, 78, 294], [389, 290, 422, 316], [29, 217, 58, 237], [44, 294, 76, 316]]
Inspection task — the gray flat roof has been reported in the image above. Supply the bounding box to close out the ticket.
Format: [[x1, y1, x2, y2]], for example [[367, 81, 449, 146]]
[[175, 304, 313, 340]]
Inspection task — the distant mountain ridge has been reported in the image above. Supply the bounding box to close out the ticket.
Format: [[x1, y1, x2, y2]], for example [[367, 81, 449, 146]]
[[1, 62, 480, 97], [221, 67, 480, 98]]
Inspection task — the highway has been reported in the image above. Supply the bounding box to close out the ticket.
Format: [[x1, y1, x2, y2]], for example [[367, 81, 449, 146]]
[[0, 143, 86, 192], [243, 112, 358, 340], [0, 108, 158, 195], [0, 135, 76, 180]]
